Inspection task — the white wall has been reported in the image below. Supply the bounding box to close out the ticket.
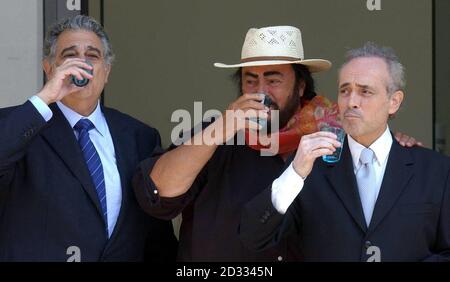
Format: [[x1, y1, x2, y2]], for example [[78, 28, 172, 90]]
[[0, 0, 43, 107]]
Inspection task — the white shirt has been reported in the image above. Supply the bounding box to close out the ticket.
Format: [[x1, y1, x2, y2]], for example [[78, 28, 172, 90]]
[[271, 126, 393, 214], [29, 96, 122, 238]]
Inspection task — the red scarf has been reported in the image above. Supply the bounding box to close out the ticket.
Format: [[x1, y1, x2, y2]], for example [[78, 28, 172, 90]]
[[245, 95, 339, 155]]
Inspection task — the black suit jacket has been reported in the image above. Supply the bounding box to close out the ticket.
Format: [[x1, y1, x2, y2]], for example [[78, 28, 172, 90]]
[[0, 101, 177, 261], [240, 136, 450, 261]]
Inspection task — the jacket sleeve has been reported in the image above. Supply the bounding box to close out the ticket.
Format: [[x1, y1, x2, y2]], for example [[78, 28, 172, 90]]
[[239, 185, 302, 252], [143, 215, 179, 262], [239, 156, 302, 252], [423, 163, 450, 262], [0, 101, 48, 186]]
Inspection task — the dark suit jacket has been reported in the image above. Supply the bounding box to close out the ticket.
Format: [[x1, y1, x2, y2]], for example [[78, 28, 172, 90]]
[[0, 101, 177, 261], [240, 136, 450, 261]]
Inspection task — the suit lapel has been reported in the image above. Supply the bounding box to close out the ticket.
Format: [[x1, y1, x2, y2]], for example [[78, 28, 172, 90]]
[[40, 104, 104, 218], [367, 137, 414, 233], [325, 138, 368, 233]]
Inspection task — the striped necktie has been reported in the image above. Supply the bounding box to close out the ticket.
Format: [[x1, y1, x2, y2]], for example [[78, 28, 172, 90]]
[[74, 119, 108, 233]]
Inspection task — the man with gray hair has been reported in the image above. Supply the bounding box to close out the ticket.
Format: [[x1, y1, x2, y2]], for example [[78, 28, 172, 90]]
[[0, 15, 177, 261], [240, 42, 450, 261]]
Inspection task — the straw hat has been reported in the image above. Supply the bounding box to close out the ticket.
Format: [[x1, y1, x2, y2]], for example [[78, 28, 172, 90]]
[[214, 26, 331, 73]]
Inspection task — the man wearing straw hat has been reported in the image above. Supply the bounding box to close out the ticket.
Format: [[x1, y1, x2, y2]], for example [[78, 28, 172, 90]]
[[133, 26, 418, 261]]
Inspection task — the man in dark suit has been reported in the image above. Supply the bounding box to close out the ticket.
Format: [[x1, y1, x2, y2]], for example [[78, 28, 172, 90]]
[[0, 15, 177, 261], [240, 42, 450, 261]]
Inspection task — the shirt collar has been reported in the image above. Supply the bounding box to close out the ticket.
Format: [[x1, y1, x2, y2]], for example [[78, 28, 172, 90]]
[[347, 126, 393, 169], [56, 100, 107, 137]]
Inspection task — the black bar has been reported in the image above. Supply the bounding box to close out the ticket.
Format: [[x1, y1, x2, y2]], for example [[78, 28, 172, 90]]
[[432, 0, 436, 151], [81, 0, 89, 15], [42, 0, 48, 86], [101, 0, 104, 26], [100, 0, 105, 106]]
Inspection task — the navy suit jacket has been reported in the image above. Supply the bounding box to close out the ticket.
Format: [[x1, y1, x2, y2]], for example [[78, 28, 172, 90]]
[[0, 101, 177, 261], [240, 136, 450, 261]]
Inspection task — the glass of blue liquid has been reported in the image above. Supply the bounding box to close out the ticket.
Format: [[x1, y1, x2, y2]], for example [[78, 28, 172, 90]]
[[321, 126, 346, 163]]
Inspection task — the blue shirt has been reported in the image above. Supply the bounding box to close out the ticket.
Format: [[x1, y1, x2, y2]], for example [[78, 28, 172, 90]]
[[29, 95, 122, 238]]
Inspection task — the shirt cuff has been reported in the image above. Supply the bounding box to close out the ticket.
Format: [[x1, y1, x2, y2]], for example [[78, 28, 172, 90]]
[[29, 95, 53, 122], [271, 163, 305, 214]]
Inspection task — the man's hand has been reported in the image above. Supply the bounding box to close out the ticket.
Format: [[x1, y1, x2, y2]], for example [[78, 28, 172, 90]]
[[394, 132, 423, 147], [292, 131, 342, 178], [216, 93, 269, 143], [37, 59, 93, 105]]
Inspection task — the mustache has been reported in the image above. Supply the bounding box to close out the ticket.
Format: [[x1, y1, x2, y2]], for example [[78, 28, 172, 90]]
[[343, 109, 363, 118]]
